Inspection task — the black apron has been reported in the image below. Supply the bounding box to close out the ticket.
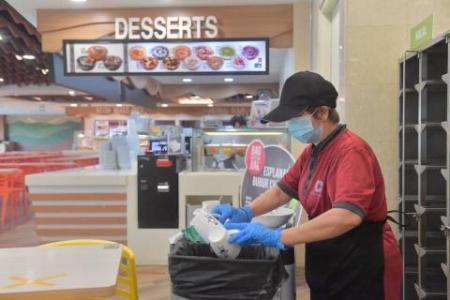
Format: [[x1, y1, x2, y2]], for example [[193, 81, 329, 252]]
[[305, 219, 385, 300]]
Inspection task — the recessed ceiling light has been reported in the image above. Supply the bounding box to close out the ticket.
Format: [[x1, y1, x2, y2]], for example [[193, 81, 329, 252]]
[[116, 103, 123, 107], [207, 104, 214, 107], [182, 78, 192, 83], [224, 77, 234, 83], [15, 54, 23, 61], [70, 103, 78, 107], [22, 54, 36, 60], [178, 97, 213, 105], [161, 103, 169, 108], [245, 95, 254, 99], [68, 90, 76, 96], [84, 96, 93, 101], [0, 78, 4, 83], [33, 97, 42, 101]]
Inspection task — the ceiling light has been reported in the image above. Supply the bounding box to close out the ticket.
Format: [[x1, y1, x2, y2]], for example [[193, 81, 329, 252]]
[[84, 96, 93, 101], [69, 103, 79, 107], [245, 95, 254, 99], [68, 90, 76, 96], [182, 78, 192, 83], [22, 54, 36, 60], [0, 78, 4, 83], [178, 97, 213, 105], [224, 77, 234, 83], [161, 103, 169, 108], [41, 68, 49, 75], [33, 97, 42, 101], [116, 103, 123, 107], [15, 54, 23, 61], [207, 104, 214, 107], [0, 35, 3, 41]]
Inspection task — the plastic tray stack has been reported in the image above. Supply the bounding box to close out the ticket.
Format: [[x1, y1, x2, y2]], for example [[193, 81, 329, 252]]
[[399, 33, 450, 300]]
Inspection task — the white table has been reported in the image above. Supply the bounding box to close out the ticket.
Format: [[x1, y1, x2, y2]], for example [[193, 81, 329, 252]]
[[0, 244, 122, 300]]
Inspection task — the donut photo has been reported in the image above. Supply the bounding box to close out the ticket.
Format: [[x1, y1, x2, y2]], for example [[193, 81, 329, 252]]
[[163, 56, 180, 70], [129, 47, 147, 61], [152, 46, 170, 60], [184, 56, 201, 71], [219, 46, 235, 60], [140, 56, 159, 70], [87, 45, 108, 61], [232, 56, 246, 70], [195, 46, 214, 60], [174, 46, 192, 61], [242, 46, 259, 60], [207, 56, 224, 70]]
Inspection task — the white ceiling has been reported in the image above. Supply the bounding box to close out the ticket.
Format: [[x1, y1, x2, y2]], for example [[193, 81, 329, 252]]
[[8, 0, 298, 25]]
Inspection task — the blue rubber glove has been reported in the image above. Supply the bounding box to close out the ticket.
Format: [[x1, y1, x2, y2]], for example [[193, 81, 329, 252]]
[[224, 222, 285, 250], [211, 204, 253, 224]]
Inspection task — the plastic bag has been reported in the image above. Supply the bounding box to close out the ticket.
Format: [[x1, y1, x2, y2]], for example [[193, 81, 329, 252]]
[[169, 238, 288, 300]]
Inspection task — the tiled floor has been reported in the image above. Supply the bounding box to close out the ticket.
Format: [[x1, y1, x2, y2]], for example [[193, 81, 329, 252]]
[[0, 220, 310, 300]]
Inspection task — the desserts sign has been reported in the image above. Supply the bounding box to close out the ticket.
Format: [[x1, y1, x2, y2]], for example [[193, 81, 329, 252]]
[[63, 38, 269, 76], [115, 16, 218, 40]]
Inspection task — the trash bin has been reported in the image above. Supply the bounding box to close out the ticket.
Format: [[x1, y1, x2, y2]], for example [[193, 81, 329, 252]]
[[169, 238, 288, 300]]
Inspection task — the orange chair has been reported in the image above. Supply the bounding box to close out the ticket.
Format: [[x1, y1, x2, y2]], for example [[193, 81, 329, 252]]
[[0, 171, 20, 225], [11, 170, 27, 216]]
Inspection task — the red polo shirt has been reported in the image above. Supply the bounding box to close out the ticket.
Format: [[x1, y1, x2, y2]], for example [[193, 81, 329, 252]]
[[278, 126, 401, 300]]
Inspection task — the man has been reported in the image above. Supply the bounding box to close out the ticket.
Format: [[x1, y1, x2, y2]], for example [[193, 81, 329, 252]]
[[213, 71, 402, 300]]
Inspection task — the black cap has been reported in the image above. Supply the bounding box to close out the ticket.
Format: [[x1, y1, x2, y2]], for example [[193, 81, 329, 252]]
[[261, 71, 338, 123]]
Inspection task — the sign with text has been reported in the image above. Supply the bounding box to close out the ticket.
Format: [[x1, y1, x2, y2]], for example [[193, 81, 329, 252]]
[[63, 38, 269, 76], [241, 141, 295, 206], [115, 16, 218, 40], [411, 15, 433, 49]]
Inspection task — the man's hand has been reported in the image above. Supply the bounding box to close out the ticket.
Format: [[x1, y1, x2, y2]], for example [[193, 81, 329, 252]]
[[225, 222, 285, 250], [211, 204, 253, 224]]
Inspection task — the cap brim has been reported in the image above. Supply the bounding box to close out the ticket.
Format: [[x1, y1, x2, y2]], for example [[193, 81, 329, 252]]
[[261, 104, 306, 124]]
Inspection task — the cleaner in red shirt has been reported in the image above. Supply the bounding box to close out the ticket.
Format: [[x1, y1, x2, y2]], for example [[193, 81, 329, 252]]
[[213, 71, 402, 300]]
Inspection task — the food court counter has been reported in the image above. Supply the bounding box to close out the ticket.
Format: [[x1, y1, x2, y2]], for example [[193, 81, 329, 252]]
[[26, 168, 245, 265], [25, 166, 135, 246]]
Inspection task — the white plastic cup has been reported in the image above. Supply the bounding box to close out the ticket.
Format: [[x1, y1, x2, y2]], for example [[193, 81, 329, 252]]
[[208, 228, 241, 259], [190, 210, 225, 242], [202, 200, 220, 213]]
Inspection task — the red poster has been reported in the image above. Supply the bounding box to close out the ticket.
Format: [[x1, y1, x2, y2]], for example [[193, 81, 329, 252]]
[[245, 140, 266, 176]]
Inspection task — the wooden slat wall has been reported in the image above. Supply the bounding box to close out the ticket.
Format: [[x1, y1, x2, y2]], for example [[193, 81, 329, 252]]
[[35, 217, 126, 225], [31, 192, 127, 244], [37, 5, 293, 52], [29, 193, 127, 201]]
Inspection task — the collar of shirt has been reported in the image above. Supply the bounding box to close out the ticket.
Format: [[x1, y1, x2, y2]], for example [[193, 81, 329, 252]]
[[312, 124, 347, 155]]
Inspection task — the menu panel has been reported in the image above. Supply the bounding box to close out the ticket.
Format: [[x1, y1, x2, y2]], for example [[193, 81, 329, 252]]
[[64, 38, 268, 75], [66, 42, 125, 74]]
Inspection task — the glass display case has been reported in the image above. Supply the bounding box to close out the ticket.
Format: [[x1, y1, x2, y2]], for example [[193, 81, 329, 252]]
[[191, 127, 290, 172]]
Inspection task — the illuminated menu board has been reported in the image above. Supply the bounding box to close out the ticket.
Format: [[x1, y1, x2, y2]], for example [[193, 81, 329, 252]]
[[64, 38, 269, 76]]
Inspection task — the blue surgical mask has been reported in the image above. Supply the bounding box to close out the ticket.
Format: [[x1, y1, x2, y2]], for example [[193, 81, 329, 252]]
[[288, 113, 323, 144]]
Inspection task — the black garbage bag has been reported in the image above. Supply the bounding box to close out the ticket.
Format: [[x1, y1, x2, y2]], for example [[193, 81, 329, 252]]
[[169, 237, 288, 300]]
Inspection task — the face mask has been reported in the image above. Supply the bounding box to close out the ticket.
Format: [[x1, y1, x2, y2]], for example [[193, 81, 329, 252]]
[[288, 112, 323, 144]]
